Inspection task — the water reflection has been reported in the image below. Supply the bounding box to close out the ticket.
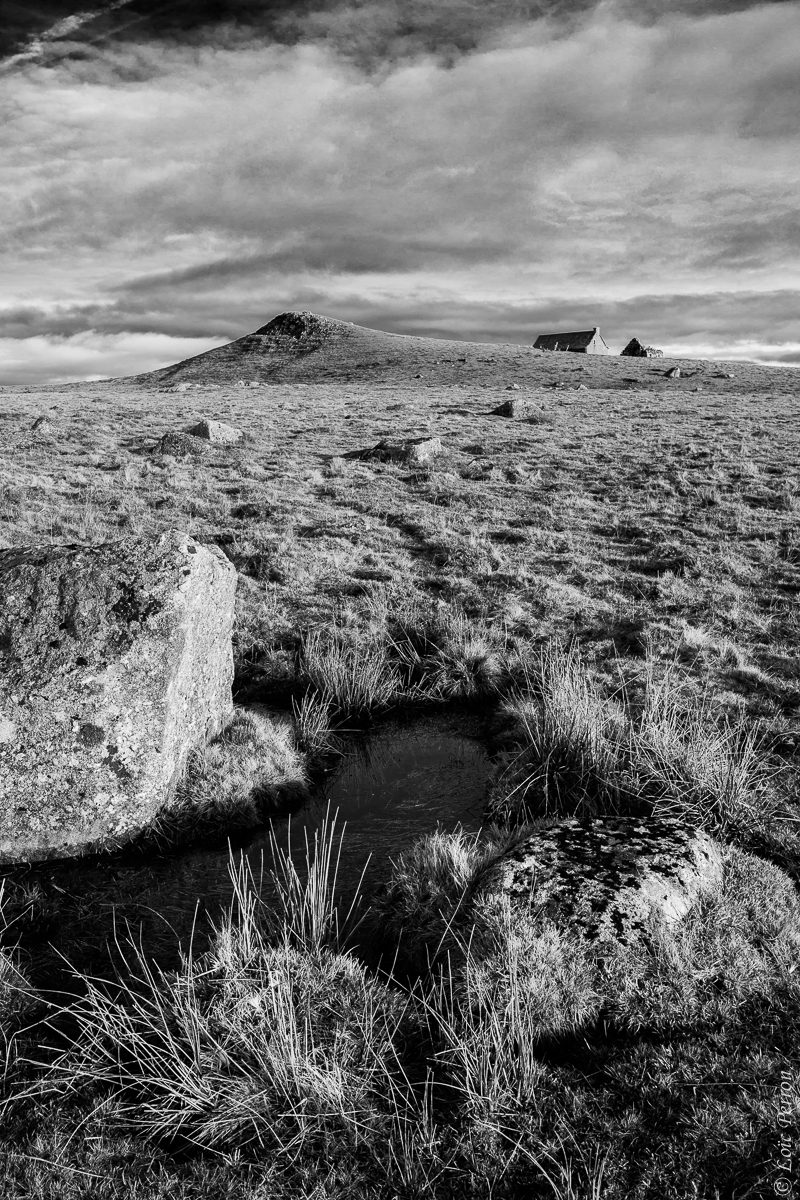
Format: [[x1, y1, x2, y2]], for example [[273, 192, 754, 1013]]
[[21, 710, 492, 988]]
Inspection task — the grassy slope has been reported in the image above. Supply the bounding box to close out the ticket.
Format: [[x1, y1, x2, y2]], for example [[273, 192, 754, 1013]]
[[1, 322, 799, 1197]]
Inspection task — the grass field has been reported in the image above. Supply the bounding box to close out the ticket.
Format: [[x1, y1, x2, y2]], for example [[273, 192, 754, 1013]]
[[0, 328, 799, 1197]]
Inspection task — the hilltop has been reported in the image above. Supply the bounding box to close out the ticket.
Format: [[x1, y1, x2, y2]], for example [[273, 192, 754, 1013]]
[[132, 309, 799, 395]]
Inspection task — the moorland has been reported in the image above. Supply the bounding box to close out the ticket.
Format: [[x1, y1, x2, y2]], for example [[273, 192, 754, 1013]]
[[0, 314, 798, 1198]]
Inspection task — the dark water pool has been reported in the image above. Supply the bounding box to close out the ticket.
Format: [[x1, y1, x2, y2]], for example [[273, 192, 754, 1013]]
[[15, 710, 492, 989]]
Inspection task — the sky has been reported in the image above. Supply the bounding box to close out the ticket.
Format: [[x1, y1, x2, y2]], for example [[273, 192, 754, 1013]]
[[1, 0, 798, 383]]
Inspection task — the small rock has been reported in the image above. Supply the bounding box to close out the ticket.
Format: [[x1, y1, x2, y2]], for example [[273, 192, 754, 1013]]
[[406, 436, 443, 466], [187, 419, 244, 445], [665, 367, 681, 379], [30, 416, 53, 434], [505, 383, 521, 391], [492, 397, 535, 418], [157, 431, 208, 459]]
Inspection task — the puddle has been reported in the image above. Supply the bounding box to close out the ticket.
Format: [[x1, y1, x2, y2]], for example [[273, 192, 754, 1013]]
[[13, 710, 492, 989]]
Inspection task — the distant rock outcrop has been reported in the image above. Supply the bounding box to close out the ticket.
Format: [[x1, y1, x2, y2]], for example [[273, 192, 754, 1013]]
[[483, 816, 723, 944], [0, 532, 236, 863]]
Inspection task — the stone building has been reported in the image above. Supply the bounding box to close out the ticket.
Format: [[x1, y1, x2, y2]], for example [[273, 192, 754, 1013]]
[[534, 327, 610, 354]]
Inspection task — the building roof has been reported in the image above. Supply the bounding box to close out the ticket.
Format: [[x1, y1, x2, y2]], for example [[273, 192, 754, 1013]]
[[534, 328, 607, 351]]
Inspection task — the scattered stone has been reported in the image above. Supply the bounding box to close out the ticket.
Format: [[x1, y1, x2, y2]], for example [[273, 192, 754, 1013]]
[[492, 397, 536, 417], [236, 380, 247, 389], [30, 416, 53, 434], [505, 383, 521, 391], [577, 384, 589, 391], [0, 531, 236, 863], [461, 459, 497, 481], [186, 419, 244, 445], [504, 464, 529, 483], [406, 436, 443, 466], [353, 437, 443, 466], [247, 381, 261, 388], [665, 367, 681, 379], [713, 371, 734, 379], [175, 382, 194, 393], [157, 431, 208, 459], [482, 816, 723, 945]]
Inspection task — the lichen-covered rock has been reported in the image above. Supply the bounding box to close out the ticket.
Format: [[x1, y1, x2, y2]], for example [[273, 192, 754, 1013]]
[[186, 419, 243, 445], [157, 431, 208, 458], [0, 531, 236, 862], [483, 816, 723, 944]]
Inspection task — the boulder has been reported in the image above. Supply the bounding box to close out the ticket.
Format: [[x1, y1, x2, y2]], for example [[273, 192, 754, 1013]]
[[157, 431, 208, 459], [186, 419, 244, 445], [0, 531, 236, 862], [405, 436, 442, 466], [665, 367, 681, 379], [492, 396, 535, 417], [482, 816, 723, 944], [354, 437, 443, 466]]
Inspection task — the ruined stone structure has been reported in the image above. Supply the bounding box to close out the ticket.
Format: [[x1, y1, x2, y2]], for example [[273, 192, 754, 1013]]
[[621, 338, 664, 358]]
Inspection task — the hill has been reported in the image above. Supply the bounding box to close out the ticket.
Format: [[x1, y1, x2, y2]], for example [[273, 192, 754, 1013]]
[[132, 309, 799, 395]]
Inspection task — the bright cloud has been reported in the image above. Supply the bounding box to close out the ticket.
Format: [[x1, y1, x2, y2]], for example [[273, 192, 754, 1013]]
[[1, 1, 798, 381]]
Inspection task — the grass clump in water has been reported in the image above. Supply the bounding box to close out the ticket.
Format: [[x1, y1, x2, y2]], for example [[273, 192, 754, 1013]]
[[33, 812, 421, 1160], [146, 708, 308, 847]]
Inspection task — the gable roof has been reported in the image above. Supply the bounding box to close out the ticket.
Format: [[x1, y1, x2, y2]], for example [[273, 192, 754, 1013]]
[[534, 328, 607, 351]]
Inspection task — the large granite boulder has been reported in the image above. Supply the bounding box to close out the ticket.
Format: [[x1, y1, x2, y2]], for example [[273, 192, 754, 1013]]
[[483, 816, 724, 944], [0, 532, 236, 862]]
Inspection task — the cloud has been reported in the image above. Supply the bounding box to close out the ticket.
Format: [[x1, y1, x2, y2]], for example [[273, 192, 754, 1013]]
[[0, 2, 799, 382], [0, 332, 224, 385], [2, 2, 783, 70]]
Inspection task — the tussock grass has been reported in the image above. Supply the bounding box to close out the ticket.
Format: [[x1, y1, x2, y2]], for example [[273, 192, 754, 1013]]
[[491, 644, 774, 837], [493, 644, 626, 820], [301, 628, 401, 716], [32, 814, 419, 1157], [291, 689, 338, 758], [5, 821, 799, 1198], [0, 883, 35, 1081], [146, 709, 308, 846], [298, 605, 512, 718]]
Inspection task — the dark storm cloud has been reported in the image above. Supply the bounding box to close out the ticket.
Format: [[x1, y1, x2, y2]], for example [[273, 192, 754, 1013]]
[[3, 0, 791, 69]]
